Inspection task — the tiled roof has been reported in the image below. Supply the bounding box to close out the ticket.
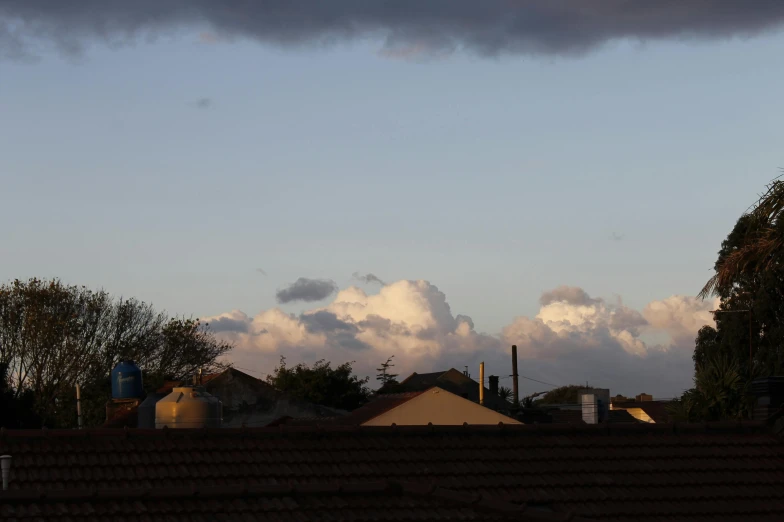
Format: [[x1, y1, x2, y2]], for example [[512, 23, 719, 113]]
[[1, 422, 783, 520], [546, 409, 585, 425], [0, 481, 571, 522]]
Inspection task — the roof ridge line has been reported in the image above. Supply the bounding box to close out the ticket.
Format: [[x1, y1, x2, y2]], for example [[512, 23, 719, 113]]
[[0, 420, 772, 438]]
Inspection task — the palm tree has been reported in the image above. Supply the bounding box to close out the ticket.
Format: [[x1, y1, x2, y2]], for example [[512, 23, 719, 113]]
[[700, 176, 784, 298], [668, 354, 756, 421], [497, 386, 513, 403]]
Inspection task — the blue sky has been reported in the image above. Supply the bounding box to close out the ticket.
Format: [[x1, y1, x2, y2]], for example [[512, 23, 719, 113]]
[[1, 29, 781, 342]]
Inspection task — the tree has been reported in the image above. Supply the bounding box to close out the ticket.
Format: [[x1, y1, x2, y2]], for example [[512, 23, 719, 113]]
[[266, 356, 371, 411], [700, 177, 784, 299], [0, 362, 41, 429], [375, 355, 401, 394], [684, 177, 784, 421], [0, 278, 233, 428], [497, 386, 513, 403], [520, 391, 547, 409], [536, 385, 597, 405], [668, 354, 756, 422]]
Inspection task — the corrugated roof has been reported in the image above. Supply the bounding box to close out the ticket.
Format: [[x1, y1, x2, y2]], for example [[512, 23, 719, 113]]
[[1, 422, 782, 520]]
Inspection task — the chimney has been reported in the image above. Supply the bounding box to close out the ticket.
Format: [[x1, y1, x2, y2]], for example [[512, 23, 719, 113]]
[[579, 388, 610, 424], [581, 393, 598, 424], [489, 375, 499, 397], [751, 377, 784, 420], [511, 345, 519, 407], [1, 455, 11, 491], [479, 362, 485, 405]]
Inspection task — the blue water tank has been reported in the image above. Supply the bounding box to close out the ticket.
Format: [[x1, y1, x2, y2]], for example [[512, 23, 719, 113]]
[[111, 360, 144, 399]]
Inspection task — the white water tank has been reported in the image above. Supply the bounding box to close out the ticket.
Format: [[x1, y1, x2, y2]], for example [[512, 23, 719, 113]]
[[155, 386, 222, 429]]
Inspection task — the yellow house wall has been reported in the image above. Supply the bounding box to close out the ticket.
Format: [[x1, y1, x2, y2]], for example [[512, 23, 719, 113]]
[[363, 388, 522, 426]]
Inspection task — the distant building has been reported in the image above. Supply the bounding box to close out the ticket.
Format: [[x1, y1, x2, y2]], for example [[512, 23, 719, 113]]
[[104, 367, 345, 428], [392, 368, 512, 412], [271, 386, 521, 427]]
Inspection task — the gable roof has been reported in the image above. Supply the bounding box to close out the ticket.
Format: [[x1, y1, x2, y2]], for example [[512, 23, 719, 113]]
[[272, 387, 519, 427], [337, 390, 427, 425], [398, 368, 511, 410], [267, 391, 426, 427], [1, 422, 782, 521], [0, 481, 570, 522]]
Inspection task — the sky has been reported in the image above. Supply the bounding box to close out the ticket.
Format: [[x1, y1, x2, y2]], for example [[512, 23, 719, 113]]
[[1, 2, 783, 398]]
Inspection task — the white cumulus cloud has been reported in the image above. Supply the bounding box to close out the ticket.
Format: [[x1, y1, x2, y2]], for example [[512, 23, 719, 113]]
[[204, 280, 716, 398]]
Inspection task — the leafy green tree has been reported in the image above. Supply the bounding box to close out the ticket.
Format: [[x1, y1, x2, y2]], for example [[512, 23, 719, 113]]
[[266, 356, 371, 411]]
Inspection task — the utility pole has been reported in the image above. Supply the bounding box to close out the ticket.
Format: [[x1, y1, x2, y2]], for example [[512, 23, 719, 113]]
[[76, 384, 82, 430], [511, 345, 519, 407], [479, 362, 485, 406], [710, 308, 753, 373]]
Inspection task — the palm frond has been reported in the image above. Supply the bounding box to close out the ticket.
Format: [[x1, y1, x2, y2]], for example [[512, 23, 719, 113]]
[[700, 176, 784, 299]]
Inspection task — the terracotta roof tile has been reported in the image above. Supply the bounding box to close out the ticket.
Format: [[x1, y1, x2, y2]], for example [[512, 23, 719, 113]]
[[0, 423, 782, 520], [0, 481, 563, 521]]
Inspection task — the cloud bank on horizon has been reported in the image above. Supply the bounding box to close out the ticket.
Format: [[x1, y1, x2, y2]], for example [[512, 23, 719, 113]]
[[204, 280, 718, 398], [2, 1, 784, 60]]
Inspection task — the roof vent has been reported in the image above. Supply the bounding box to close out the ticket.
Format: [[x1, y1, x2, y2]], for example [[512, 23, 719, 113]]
[[1, 455, 11, 491], [155, 386, 222, 429], [751, 377, 784, 420]]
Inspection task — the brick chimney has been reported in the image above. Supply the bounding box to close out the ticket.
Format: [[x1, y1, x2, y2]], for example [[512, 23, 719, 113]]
[[488, 376, 499, 396], [751, 377, 784, 421]]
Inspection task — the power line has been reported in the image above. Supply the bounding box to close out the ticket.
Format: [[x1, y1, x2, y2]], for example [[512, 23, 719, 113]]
[[516, 374, 560, 388]]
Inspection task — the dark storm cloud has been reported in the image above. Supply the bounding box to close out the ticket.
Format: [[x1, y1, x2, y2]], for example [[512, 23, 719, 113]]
[[276, 277, 338, 304], [3, 1, 784, 60], [352, 272, 386, 286], [207, 316, 250, 333], [300, 311, 358, 334]]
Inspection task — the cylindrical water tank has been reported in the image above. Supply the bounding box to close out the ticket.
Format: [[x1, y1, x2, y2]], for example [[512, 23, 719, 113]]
[[111, 360, 144, 399], [137, 393, 166, 429], [155, 386, 222, 429]]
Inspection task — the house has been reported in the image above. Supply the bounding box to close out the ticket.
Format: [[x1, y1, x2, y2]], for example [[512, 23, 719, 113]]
[[271, 386, 522, 426], [393, 368, 512, 411], [2, 420, 783, 521], [104, 368, 346, 428], [608, 392, 671, 423]]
